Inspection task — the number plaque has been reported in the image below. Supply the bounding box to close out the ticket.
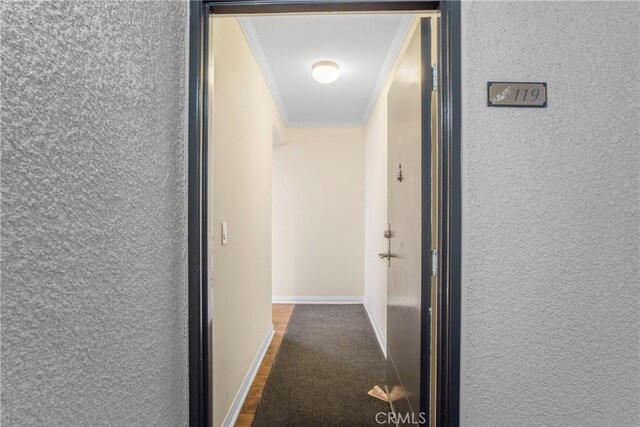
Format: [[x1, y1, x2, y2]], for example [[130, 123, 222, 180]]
[[487, 82, 547, 108]]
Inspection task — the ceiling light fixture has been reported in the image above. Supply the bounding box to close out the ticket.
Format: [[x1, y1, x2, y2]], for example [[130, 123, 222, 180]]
[[312, 61, 340, 84]]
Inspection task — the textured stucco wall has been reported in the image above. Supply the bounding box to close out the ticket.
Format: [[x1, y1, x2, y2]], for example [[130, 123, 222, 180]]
[[1, 2, 189, 425], [460, 2, 640, 426]]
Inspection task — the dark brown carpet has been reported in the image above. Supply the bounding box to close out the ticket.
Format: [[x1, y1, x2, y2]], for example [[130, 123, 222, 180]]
[[253, 304, 389, 426]]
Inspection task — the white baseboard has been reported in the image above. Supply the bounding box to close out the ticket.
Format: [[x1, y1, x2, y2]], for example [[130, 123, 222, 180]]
[[222, 324, 275, 427], [363, 301, 387, 358], [272, 295, 364, 304]]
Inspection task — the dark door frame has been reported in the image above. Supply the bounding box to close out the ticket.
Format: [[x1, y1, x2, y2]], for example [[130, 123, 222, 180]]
[[187, 1, 461, 425]]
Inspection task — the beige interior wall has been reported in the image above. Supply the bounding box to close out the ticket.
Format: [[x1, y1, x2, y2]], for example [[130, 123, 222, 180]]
[[272, 127, 365, 298], [363, 96, 389, 347], [210, 17, 285, 426]]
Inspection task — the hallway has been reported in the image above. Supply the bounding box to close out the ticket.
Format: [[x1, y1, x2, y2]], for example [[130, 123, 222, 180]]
[[238, 305, 388, 426]]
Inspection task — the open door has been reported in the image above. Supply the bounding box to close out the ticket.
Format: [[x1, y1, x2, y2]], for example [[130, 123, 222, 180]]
[[384, 17, 439, 425]]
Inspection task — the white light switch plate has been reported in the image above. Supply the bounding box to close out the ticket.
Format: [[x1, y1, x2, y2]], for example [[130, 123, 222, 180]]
[[221, 222, 228, 245]]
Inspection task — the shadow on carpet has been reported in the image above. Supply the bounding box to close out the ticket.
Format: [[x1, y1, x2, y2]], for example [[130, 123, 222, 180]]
[[253, 304, 389, 426]]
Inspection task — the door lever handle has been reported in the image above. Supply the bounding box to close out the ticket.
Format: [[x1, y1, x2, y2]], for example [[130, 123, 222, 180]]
[[378, 252, 397, 259]]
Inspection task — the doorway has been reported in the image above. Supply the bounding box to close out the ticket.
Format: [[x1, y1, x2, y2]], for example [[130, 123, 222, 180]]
[[187, 2, 462, 426]]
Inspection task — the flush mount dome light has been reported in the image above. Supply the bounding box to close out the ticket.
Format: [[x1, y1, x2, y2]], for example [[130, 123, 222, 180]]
[[312, 61, 340, 84]]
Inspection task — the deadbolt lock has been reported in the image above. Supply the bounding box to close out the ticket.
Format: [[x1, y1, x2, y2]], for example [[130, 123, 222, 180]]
[[380, 223, 395, 266], [384, 223, 392, 239]]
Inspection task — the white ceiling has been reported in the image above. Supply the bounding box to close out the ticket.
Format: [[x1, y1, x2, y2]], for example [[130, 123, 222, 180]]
[[239, 14, 414, 127]]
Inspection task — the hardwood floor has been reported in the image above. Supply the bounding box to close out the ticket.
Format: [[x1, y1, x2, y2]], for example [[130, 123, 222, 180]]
[[235, 304, 295, 427]]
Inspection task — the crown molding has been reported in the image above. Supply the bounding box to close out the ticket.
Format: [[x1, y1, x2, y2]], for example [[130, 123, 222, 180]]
[[360, 14, 415, 125], [238, 17, 291, 124], [287, 120, 364, 129]]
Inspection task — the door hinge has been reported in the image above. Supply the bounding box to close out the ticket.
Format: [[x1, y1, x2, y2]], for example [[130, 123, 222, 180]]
[[432, 65, 438, 92], [431, 249, 438, 276]]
